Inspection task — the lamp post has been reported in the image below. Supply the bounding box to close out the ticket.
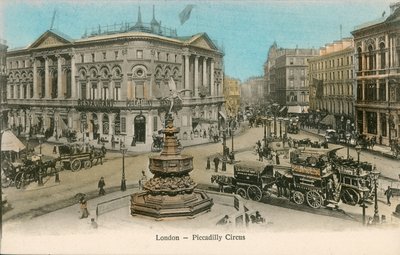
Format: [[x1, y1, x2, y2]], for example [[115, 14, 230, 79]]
[[360, 192, 368, 225], [222, 128, 227, 171], [55, 116, 59, 141], [278, 117, 283, 138], [36, 134, 45, 155], [230, 118, 235, 157], [371, 166, 380, 223], [272, 103, 278, 136], [120, 142, 127, 191], [316, 109, 321, 134], [346, 133, 351, 159], [355, 144, 362, 163], [263, 117, 267, 148], [284, 117, 289, 137]]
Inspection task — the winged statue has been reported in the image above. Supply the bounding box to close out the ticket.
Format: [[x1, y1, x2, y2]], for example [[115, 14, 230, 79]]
[[163, 77, 191, 115]]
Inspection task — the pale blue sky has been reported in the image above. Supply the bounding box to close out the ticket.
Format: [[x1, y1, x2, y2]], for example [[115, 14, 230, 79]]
[[0, 0, 394, 81]]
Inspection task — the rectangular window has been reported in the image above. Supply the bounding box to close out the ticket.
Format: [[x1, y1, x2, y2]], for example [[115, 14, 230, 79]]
[[91, 53, 95, 62], [30, 84, 33, 98], [114, 82, 121, 100], [103, 52, 106, 60], [121, 117, 126, 133], [81, 83, 87, 99], [290, 58, 294, 65], [153, 116, 158, 131], [115, 51, 119, 60], [289, 80, 294, 87], [137, 50, 143, 59], [366, 111, 377, 134], [379, 81, 386, 101], [135, 81, 144, 98], [81, 54, 84, 63]]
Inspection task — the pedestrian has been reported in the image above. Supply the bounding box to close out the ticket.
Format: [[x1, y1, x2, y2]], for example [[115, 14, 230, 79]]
[[111, 135, 115, 149], [131, 135, 136, 146], [98, 177, 106, 196], [258, 148, 263, 162], [79, 197, 89, 219], [384, 186, 393, 206], [139, 170, 147, 190], [275, 152, 280, 165], [216, 215, 230, 225], [91, 218, 98, 229], [379, 135, 383, 145], [206, 157, 211, 170], [53, 145, 57, 154], [213, 157, 220, 172]]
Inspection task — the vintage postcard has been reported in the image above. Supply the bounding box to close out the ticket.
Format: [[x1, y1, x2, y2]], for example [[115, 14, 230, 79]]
[[0, 0, 399, 254]]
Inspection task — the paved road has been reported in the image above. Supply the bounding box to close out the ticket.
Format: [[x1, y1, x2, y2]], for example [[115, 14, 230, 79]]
[[3, 125, 400, 223]]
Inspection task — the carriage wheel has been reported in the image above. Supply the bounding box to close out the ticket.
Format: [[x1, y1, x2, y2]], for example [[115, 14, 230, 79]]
[[293, 191, 305, 205], [340, 188, 360, 205], [2, 178, 11, 188], [236, 187, 247, 199], [306, 190, 323, 209], [14, 172, 24, 189], [84, 160, 92, 169], [71, 159, 81, 172], [247, 185, 263, 201]]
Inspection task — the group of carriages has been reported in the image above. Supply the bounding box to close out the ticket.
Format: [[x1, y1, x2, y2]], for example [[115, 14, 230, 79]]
[[211, 147, 375, 209], [1, 143, 106, 189]]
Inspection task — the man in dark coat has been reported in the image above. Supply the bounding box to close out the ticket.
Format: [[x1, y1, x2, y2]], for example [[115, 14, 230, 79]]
[[98, 177, 106, 196], [213, 157, 220, 172], [275, 152, 280, 165], [384, 186, 393, 206]]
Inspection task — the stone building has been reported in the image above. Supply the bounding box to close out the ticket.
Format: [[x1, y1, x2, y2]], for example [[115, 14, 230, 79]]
[[240, 76, 264, 105], [6, 7, 224, 148], [223, 76, 241, 117], [0, 39, 7, 131], [308, 38, 355, 116], [264, 43, 318, 113], [351, 3, 400, 144]]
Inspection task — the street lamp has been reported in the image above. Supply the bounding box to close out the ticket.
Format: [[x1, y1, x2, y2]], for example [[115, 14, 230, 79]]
[[371, 166, 380, 223], [272, 103, 278, 136], [222, 128, 227, 171], [36, 134, 45, 155], [278, 117, 283, 138], [360, 191, 368, 226], [230, 118, 235, 158], [120, 142, 127, 191], [355, 144, 362, 163], [55, 116, 59, 141], [263, 117, 267, 148], [346, 133, 351, 159]]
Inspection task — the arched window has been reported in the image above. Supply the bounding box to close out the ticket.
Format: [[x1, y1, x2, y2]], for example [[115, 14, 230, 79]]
[[379, 42, 385, 69], [368, 45, 374, 70], [357, 47, 362, 71]]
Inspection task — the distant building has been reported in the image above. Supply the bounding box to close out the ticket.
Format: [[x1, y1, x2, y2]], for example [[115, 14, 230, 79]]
[[240, 76, 264, 105], [6, 7, 225, 148], [0, 39, 7, 131], [223, 76, 241, 117], [308, 38, 355, 117], [264, 43, 318, 113], [351, 3, 400, 145]]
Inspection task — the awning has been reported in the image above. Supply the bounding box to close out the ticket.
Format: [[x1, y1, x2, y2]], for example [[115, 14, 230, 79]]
[[1, 130, 26, 152], [288, 106, 309, 114], [279, 106, 287, 112], [320, 114, 336, 126], [218, 111, 226, 120]]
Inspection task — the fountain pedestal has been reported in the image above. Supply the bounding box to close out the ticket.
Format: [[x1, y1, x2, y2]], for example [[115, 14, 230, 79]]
[[131, 115, 213, 218]]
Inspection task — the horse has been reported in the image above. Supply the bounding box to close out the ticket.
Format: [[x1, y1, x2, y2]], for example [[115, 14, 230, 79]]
[[211, 175, 234, 193]]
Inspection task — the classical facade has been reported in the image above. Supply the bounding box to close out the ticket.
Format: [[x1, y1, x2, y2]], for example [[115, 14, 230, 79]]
[[351, 3, 400, 144], [308, 38, 355, 116], [6, 8, 224, 148], [0, 39, 7, 131], [264, 43, 318, 112]]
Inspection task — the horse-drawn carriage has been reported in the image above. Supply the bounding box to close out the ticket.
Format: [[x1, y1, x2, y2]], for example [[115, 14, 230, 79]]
[[1, 156, 58, 189], [212, 147, 375, 209], [58, 144, 106, 172]]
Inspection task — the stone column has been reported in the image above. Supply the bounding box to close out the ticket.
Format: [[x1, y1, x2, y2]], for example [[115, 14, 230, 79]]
[[194, 56, 199, 97], [361, 80, 365, 101], [45, 57, 49, 98], [376, 79, 380, 101], [70, 54, 76, 98], [184, 54, 190, 96], [98, 113, 103, 135], [32, 58, 39, 98], [210, 59, 215, 96], [377, 111, 381, 137], [202, 57, 207, 87], [362, 110, 367, 134], [57, 55, 63, 99], [109, 113, 115, 135]]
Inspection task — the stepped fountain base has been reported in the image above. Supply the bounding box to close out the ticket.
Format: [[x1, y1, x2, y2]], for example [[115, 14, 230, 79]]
[[131, 190, 213, 219]]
